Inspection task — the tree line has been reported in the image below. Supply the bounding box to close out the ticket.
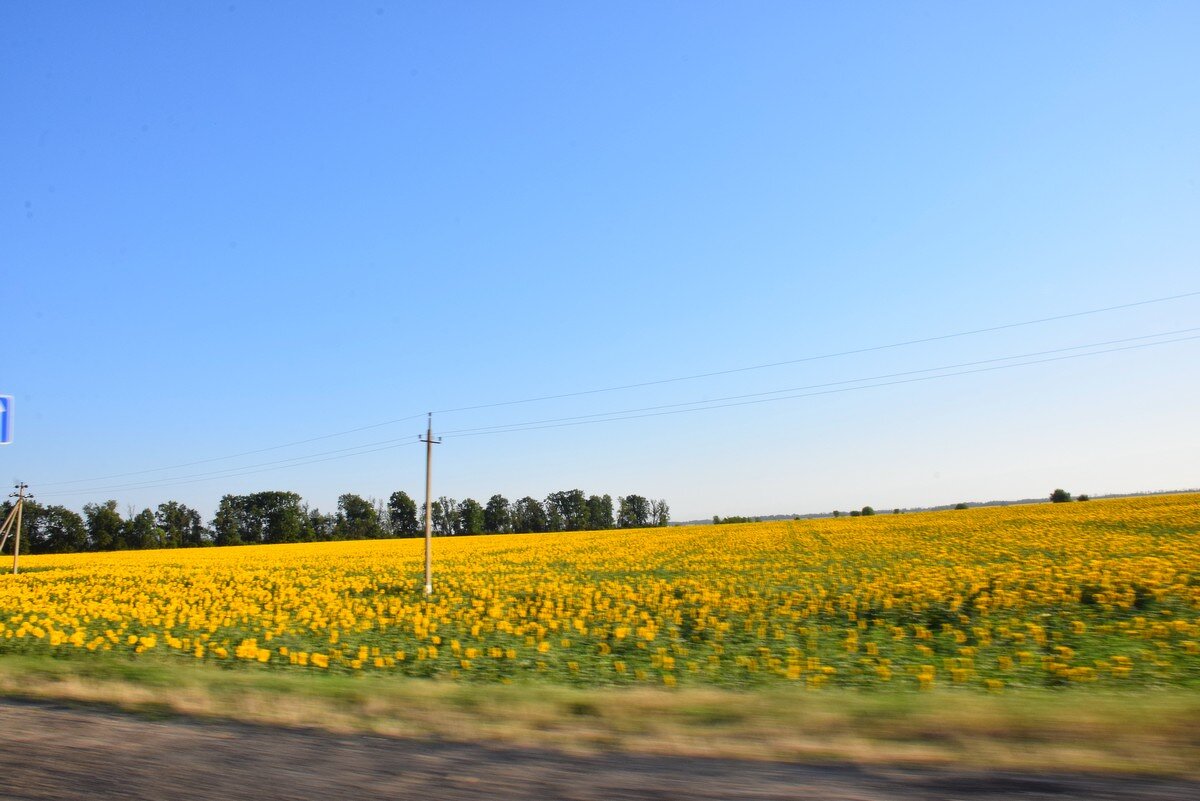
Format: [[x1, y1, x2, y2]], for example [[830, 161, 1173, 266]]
[[0, 489, 670, 554]]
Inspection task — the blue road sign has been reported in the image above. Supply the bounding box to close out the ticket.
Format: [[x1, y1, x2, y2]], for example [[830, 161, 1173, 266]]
[[0, 396, 11, 445]]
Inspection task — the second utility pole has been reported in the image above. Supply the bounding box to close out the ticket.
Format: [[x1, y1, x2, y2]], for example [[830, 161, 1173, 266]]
[[420, 413, 441, 596], [8, 483, 28, 575]]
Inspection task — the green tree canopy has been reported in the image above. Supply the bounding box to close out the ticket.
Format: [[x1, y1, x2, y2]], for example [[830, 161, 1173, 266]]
[[546, 490, 589, 531], [484, 494, 511, 533], [124, 508, 165, 550], [617, 495, 651, 528], [387, 491, 420, 537], [336, 493, 384, 540], [511, 496, 547, 533], [16, 501, 87, 554], [20, 486, 669, 553], [84, 500, 125, 551], [651, 499, 670, 527], [431, 497, 458, 536], [213, 491, 307, 545], [457, 498, 485, 535], [586, 494, 613, 530], [155, 501, 208, 547]]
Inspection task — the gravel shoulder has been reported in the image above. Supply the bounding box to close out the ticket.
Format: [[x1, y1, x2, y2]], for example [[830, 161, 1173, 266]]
[[2, 700, 1197, 801]]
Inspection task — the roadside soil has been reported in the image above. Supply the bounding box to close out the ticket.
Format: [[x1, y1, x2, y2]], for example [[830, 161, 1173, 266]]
[[0, 700, 1196, 801]]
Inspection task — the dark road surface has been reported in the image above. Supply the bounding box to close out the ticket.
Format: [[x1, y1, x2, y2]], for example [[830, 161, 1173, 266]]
[[0, 700, 1195, 800]]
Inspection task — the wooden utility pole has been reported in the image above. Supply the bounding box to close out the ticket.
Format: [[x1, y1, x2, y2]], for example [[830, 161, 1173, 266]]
[[0, 501, 18, 556], [4, 483, 29, 575], [419, 414, 441, 596]]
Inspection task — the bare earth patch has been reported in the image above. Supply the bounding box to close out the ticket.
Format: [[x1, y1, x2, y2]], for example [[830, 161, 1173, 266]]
[[2, 700, 1199, 801]]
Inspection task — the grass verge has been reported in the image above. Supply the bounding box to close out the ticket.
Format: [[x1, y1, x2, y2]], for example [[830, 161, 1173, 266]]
[[0, 654, 1196, 777]]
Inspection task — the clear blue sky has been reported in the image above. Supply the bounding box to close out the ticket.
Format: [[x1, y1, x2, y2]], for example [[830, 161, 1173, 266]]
[[4, 2, 1198, 521]]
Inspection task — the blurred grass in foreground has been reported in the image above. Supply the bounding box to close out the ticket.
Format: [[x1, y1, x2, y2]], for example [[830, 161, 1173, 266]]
[[0, 653, 1196, 778]]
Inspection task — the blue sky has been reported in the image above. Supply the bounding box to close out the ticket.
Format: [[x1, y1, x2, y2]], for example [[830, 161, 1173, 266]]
[[3, 2, 1198, 521]]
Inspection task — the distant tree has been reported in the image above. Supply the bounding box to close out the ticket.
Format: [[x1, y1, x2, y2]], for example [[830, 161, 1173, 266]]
[[861, 506, 875, 516], [587, 495, 614, 530], [1050, 488, 1072, 503], [155, 501, 208, 547], [849, 510, 861, 517], [256, 492, 307, 543], [893, 508, 901, 514], [213, 492, 307, 545], [511, 496, 547, 533], [650, 499, 670, 527], [617, 495, 651, 528], [714, 515, 756, 525], [546, 490, 589, 531], [46, 505, 88, 553], [543, 499, 564, 532], [336, 493, 384, 540], [124, 508, 164, 550], [1077, 494, 1090, 502], [387, 491, 420, 537], [18, 501, 86, 554], [212, 495, 244, 546], [484, 494, 511, 533], [457, 498, 485, 535], [373, 497, 392, 537], [954, 502, 969, 510], [832, 510, 841, 518], [307, 507, 335, 541], [84, 500, 125, 551], [431, 497, 458, 536]]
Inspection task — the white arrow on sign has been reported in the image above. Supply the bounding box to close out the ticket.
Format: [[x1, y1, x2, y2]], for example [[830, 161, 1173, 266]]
[[0, 395, 12, 445]]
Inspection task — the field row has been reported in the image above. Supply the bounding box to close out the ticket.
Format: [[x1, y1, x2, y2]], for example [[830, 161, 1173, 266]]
[[2, 494, 1197, 689]]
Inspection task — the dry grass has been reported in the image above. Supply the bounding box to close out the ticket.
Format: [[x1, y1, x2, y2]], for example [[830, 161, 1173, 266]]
[[0, 655, 1196, 777]]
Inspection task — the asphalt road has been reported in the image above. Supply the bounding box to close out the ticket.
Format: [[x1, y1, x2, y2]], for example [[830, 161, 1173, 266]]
[[0, 700, 1195, 800]]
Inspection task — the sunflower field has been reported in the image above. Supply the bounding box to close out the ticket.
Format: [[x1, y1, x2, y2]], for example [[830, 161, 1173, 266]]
[[0, 493, 1197, 690]]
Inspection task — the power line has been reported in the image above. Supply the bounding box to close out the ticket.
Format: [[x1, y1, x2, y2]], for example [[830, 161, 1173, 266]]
[[439, 327, 1200, 436], [39, 435, 424, 497], [42, 328, 1182, 496], [432, 289, 1200, 415], [439, 332, 1200, 440], [38, 440, 422, 498], [32, 288, 1200, 490], [43, 328, 1197, 499], [35, 413, 428, 488]]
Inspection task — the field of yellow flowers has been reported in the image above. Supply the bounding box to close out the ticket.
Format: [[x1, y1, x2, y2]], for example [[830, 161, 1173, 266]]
[[0, 494, 1197, 691]]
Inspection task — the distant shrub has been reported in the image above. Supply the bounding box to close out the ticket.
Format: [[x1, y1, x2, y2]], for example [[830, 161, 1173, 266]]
[[1050, 489, 1072, 503], [954, 502, 969, 510]]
